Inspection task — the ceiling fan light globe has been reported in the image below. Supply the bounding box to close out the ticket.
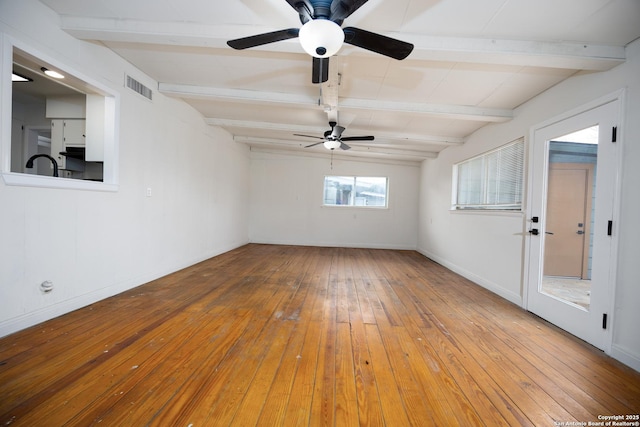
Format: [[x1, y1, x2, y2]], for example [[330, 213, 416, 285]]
[[299, 19, 344, 58], [324, 139, 341, 150]]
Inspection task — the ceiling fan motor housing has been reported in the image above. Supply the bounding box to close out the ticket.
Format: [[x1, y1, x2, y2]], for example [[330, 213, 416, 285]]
[[297, 121, 372, 151]]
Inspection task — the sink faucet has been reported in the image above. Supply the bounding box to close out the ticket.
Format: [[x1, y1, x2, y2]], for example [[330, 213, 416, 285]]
[[25, 154, 59, 177]]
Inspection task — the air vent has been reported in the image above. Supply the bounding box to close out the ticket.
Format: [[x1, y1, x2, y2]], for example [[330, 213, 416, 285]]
[[126, 75, 152, 100]]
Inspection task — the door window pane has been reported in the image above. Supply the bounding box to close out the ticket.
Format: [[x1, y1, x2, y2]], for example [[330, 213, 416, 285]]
[[541, 126, 598, 310]]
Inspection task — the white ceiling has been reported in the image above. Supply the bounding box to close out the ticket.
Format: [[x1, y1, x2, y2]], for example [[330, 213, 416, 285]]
[[38, 0, 640, 162]]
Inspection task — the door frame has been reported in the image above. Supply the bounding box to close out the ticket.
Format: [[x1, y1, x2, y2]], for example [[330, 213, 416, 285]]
[[523, 90, 625, 354]]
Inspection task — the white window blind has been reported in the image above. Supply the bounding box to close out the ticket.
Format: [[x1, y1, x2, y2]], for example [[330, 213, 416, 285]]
[[453, 138, 524, 210]]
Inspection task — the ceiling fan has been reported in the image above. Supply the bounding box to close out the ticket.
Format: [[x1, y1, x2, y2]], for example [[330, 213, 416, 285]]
[[227, 0, 414, 83], [296, 121, 374, 150]]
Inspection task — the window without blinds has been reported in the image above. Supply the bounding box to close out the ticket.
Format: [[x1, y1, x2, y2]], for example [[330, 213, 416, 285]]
[[453, 138, 524, 210], [323, 176, 388, 208]]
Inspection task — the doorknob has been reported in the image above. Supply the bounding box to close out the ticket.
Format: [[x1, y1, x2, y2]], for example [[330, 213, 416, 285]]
[[576, 230, 584, 235], [529, 228, 539, 235]]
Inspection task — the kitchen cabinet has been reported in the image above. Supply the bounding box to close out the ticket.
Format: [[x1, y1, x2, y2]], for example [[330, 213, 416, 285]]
[[51, 119, 85, 170]]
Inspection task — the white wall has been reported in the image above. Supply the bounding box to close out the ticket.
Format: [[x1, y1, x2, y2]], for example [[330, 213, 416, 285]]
[[3, 0, 638, 372], [250, 150, 420, 249], [0, 1, 250, 336], [418, 39, 640, 370]]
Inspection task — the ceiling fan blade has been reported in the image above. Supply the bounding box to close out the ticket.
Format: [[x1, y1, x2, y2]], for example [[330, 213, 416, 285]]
[[294, 133, 324, 140], [227, 28, 299, 50], [330, 0, 369, 23], [312, 57, 330, 84], [341, 135, 375, 141], [331, 125, 346, 139], [305, 141, 325, 148], [340, 142, 352, 150], [343, 27, 413, 60]]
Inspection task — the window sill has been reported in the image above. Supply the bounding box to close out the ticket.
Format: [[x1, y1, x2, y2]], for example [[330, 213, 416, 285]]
[[322, 204, 388, 210], [449, 208, 524, 217], [2, 172, 118, 192]]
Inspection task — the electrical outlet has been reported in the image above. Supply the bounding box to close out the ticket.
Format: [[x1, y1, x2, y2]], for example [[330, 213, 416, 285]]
[[146, 187, 152, 197], [40, 281, 53, 293]]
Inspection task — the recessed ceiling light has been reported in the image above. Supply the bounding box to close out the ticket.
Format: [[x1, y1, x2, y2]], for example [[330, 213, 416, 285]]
[[41, 67, 64, 79], [12, 72, 32, 82]]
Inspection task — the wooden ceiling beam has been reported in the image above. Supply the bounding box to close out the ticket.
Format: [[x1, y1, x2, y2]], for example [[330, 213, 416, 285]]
[[206, 118, 464, 145], [61, 16, 625, 71], [162, 84, 512, 122]]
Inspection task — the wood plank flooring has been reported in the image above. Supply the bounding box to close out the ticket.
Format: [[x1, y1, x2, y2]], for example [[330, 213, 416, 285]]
[[1, 244, 639, 426]]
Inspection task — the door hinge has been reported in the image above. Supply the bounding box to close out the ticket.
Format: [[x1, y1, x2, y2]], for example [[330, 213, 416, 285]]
[[602, 313, 608, 329], [607, 220, 613, 236], [612, 126, 617, 143]]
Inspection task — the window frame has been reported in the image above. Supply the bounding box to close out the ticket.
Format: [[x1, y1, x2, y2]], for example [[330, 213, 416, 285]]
[[322, 175, 389, 209], [1, 35, 120, 191], [451, 138, 525, 211]]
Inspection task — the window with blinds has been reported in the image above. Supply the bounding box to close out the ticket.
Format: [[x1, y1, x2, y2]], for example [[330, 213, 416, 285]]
[[453, 138, 524, 210]]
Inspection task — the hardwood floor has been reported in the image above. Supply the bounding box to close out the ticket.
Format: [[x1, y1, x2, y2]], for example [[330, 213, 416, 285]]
[[1, 244, 639, 426]]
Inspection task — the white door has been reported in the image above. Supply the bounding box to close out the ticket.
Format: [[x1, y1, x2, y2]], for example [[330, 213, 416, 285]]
[[526, 99, 619, 350]]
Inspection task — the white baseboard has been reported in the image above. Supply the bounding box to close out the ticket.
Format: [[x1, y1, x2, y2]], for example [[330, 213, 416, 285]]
[[414, 249, 639, 373], [610, 344, 640, 373], [0, 279, 139, 338], [0, 240, 249, 339], [416, 247, 523, 307], [249, 238, 417, 251]]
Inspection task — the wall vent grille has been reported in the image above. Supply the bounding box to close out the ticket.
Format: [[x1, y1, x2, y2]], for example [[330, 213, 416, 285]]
[[126, 75, 153, 100]]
